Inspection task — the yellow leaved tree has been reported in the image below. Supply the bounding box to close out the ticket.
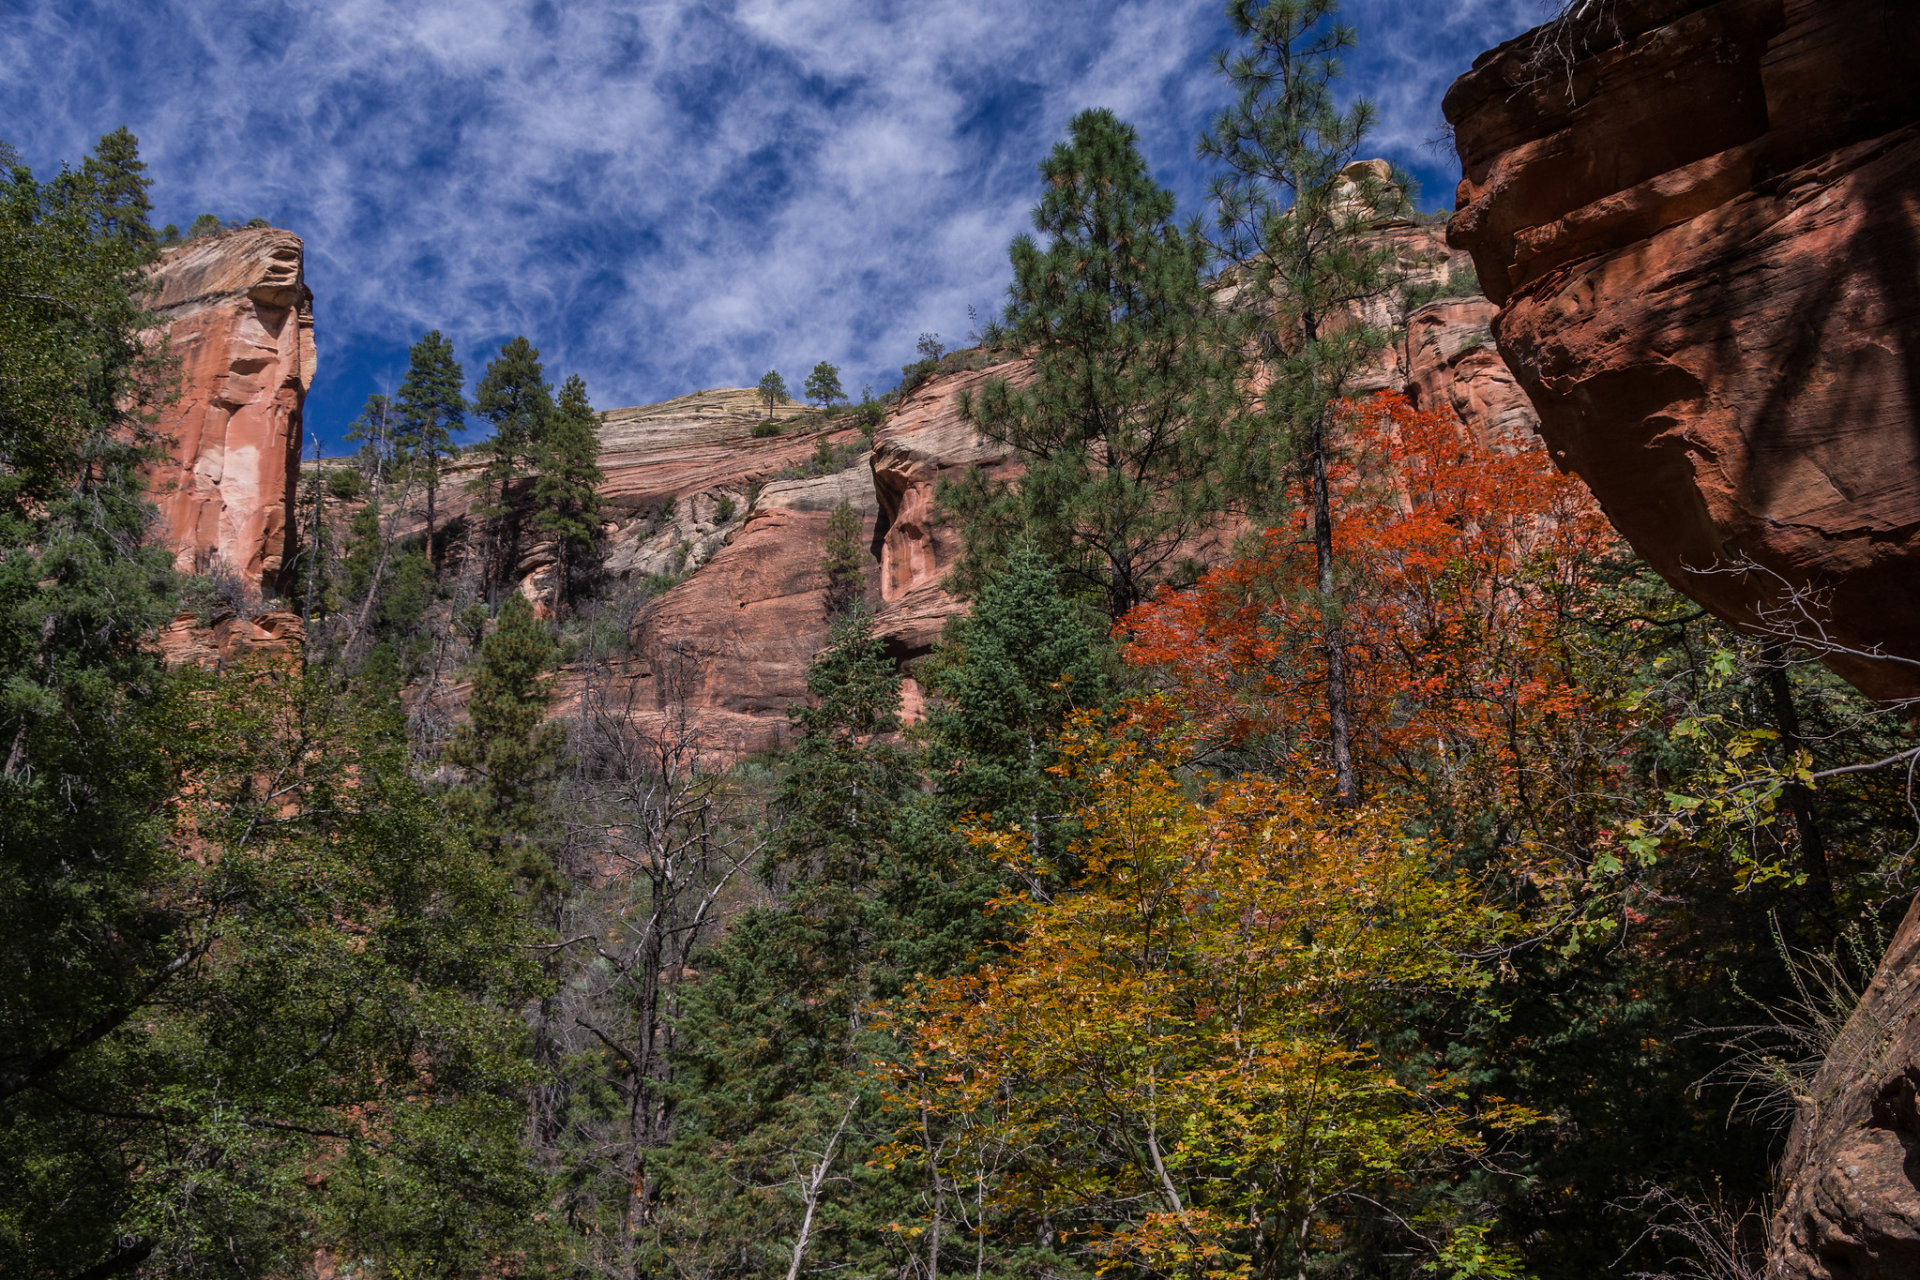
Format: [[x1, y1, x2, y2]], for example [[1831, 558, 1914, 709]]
[[887, 712, 1532, 1280]]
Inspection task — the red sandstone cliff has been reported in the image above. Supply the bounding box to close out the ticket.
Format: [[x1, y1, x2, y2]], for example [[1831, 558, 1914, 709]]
[[1445, 0, 1920, 700], [147, 228, 315, 593]]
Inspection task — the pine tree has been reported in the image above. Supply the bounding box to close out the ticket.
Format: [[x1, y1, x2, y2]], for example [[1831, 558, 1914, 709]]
[[892, 547, 1111, 976], [757, 367, 789, 419], [79, 127, 152, 246], [948, 109, 1236, 619], [1199, 0, 1407, 802], [394, 329, 465, 567], [1, 134, 547, 1275], [470, 336, 553, 602], [443, 591, 565, 881], [344, 390, 397, 484], [820, 498, 863, 616], [663, 613, 917, 1280], [532, 373, 604, 611], [804, 360, 845, 408]]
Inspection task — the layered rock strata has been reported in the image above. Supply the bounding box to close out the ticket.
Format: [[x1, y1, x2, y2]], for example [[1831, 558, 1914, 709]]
[[157, 608, 306, 671], [147, 228, 315, 593], [1445, 0, 1920, 700]]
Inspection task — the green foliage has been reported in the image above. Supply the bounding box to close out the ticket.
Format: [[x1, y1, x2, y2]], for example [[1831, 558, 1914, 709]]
[[948, 109, 1236, 619], [186, 212, 224, 239], [471, 335, 555, 589], [344, 391, 398, 484], [751, 419, 783, 438], [0, 133, 545, 1276], [663, 614, 920, 1279], [532, 372, 605, 609], [805, 360, 845, 408], [714, 493, 738, 522], [326, 466, 364, 501], [444, 592, 566, 880], [1200, 0, 1408, 511], [2, 672, 547, 1277], [394, 328, 466, 559], [820, 499, 864, 615], [893, 547, 1113, 977], [757, 367, 789, 418], [0, 130, 168, 512]]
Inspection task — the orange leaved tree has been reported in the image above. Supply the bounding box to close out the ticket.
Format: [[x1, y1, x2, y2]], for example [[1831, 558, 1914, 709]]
[[1126, 391, 1627, 848], [888, 721, 1528, 1280]]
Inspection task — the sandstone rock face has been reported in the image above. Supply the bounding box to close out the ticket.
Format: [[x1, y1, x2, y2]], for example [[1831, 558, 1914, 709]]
[[1445, 0, 1920, 700], [624, 463, 880, 756], [1402, 298, 1540, 450], [1772, 894, 1920, 1280], [868, 366, 1019, 660], [157, 608, 306, 670], [429, 388, 833, 613], [147, 229, 315, 593]]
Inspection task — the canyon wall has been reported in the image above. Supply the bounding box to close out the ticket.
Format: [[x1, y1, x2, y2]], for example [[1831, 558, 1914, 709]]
[[147, 228, 315, 593], [143, 209, 1528, 754], [1444, 0, 1920, 700]]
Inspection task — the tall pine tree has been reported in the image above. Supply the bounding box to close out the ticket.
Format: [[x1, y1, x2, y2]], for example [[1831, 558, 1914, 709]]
[[394, 328, 465, 567], [443, 591, 566, 882], [470, 336, 553, 602], [947, 109, 1236, 619], [1199, 0, 1407, 802], [532, 372, 604, 611]]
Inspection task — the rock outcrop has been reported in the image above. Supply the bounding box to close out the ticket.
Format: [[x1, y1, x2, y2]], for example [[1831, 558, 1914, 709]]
[[1444, 0, 1920, 700], [157, 608, 306, 670], [624, 464, 881, 756], [147, 228, 315, 593], [1772, 895, 1920, 1279], [868, 365, 1021, 660]]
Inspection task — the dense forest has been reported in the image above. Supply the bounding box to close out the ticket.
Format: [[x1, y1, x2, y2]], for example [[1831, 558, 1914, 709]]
[[4, 4, 1917, 1279]]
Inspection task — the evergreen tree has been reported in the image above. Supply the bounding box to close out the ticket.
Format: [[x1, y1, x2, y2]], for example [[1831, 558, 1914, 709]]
[[78, 126, 152, 246], [804, 360, 845, 408], [0, 135, 546, 1276], [892, 547, 1111, 976], [532, 372, 604, 611], [947, 109, 1236, 619], [444, 591, 566, 881], [344, 390, 397, 484], [820, 498, 864, 616], [471, 336, 553, 601], [757, 367, 789, 419], [394, 329, 465, 565], [340, 491, 383, 611], [1199, 0, 1408, 802], [664, 613, 918, 1280], [0, 132, 168, 509]]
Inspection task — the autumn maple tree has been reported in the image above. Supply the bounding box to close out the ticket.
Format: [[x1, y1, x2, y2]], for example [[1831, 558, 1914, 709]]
[[889, 721, 1529, 1280], [1126, 391, 1625, 829]]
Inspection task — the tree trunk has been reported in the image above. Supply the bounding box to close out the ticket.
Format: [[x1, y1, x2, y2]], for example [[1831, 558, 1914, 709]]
[[1311, 415, 1358, 805], [1763, 644, 1835, 933]]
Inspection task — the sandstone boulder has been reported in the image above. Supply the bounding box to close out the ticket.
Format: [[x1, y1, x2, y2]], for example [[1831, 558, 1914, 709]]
[[1445, 0, 1920, 700]]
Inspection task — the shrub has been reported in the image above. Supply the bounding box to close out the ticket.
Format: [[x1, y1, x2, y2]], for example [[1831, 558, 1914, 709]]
[[327, 468, 365, 501], [751, 421, 782, 438], [715, 494, 737, 523]]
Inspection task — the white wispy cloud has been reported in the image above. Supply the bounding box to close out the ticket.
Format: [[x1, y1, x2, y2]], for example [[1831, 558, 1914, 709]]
[[0, 0, 1544, 440]]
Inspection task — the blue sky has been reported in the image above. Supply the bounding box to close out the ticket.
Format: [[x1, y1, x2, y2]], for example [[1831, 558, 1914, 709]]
[[1, 0, 1544, 451]]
